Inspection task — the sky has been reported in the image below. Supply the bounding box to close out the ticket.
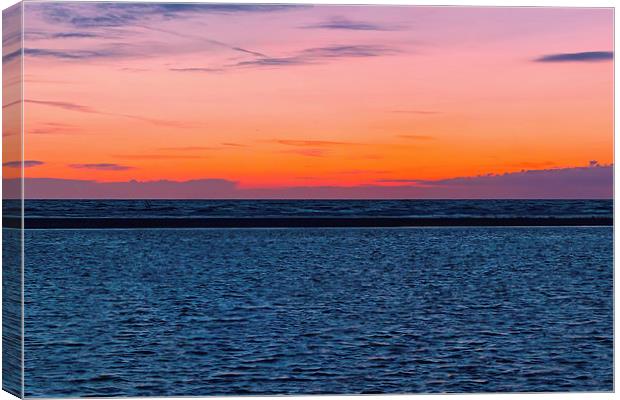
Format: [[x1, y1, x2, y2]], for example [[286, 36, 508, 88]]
[[2, 3, 614, 198]]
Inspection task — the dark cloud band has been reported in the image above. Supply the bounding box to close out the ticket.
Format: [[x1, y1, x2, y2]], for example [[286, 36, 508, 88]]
[[69, 163, 133, 171], [3, 160, 44, 168]]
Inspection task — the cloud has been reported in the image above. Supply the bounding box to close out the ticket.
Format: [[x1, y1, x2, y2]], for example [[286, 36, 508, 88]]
[[398, 135, 435, 140], [3, 160, 44, 168], [25, 99, 193, 128], [29, 4, 275, 63], [12, 164, 612, 199], [2, 100, 21, 109], [302, 16, 400, 31], [304, 44, 397, 59], [28, 3, 295, 66], [238, 44, 397, 68], [37, 3, 303, 29], [69, 163, 134, 171], [534, 51, 613, 63], [174, 44, 399, 72], [52, 32, 100, 39], [2, 49, 21, 63], [2, 23, 21, 48], [139, 25, 268, 59], [25, 48, 122, 60], [18, 178, 239, 199], [376, 163, 613, 198], [112, 154, 204, 160], [162, 4, 302, 14], [169, 67, 224, 73], [222, 142, 247, 147], [25, 30, 262, 64], [28, 122, 77, 135], [25, 99, 97, 113], [2, 4, 23, 65], [117, 114, 196, 128], [235, 57, 308, 67], [26, 31, 102, 40]]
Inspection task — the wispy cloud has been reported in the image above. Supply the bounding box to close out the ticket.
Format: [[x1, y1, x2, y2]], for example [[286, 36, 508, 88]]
[[237, 44, 397, 68], [140, 25, 268, 59], [26, 31, 103, 40], [38, 3, 303, 29], [169, 67, 224, 73], [3, 160, 44, 168], [305, 45, 397, 58], [29, 3, 281, 64], [2, 100, 21, 109], [222, 142, 247, 147], [302, 16, 400, 31], [112, 154, 205, 160], [2, 49, 22, 63], [24, 47, 122, 60], [52, 32, 100, 39], [118, 114, 196, 128], [25, 99, 193, 128], [69, 163, 134, 171], [23, 31, 254, 64], [173, 44, 399, 72], [2, 26, 21, 48], [25, 99, 97, 113], [235, 57, 306, 67], [28, 122, 77, 135], [534, 51, 613, 63]]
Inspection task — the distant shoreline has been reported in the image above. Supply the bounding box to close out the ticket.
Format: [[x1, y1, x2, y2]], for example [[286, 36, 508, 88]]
[[3, 216, 613, 229]]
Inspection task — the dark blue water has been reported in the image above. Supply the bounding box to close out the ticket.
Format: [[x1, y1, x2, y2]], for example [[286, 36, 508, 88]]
[[6, 199, 613, 218], [23, 226, 613, 396]]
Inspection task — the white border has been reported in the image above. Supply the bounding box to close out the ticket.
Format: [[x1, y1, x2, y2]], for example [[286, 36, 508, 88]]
[[0, 1, 616, 400]]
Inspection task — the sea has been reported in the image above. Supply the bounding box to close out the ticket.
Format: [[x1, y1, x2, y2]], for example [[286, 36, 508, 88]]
[[6, 199, 614, 218], [4, 200, 614, 396]]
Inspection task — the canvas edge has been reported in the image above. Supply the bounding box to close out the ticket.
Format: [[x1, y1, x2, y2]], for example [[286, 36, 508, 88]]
[[2, 1, 24, 398]]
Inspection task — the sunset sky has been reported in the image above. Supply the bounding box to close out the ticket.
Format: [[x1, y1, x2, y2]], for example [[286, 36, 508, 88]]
[[3, 3, 614, 198]]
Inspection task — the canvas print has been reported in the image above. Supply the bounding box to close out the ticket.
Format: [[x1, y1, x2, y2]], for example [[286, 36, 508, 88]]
[[2, 1, 614, 397]]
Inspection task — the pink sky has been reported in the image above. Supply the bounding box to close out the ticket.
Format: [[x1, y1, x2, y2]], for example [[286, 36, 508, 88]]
[[2, 3, 614, 198]]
